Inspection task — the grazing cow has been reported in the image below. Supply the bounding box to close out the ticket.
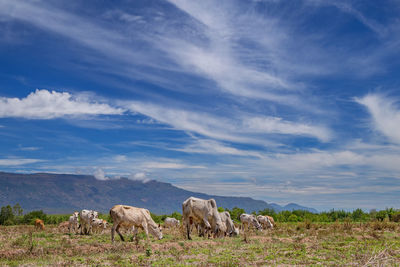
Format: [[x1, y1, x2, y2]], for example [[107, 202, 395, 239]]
[[92, 218, 108, 234], [68, 211, 80, 234], [164, 217, 180, 228], [266, 215, 275, 227], [79, 210, 99, 235], [257, 215, 273, 229], [240, 214, 262, 231], [110, 205, 163, 242], [219, 211, 239, 236], [34, 219, 45, 230], [182, 197, 226, 240]]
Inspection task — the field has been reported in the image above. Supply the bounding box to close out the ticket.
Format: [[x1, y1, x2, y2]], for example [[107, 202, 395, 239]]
[[0, 221, 399, 266]]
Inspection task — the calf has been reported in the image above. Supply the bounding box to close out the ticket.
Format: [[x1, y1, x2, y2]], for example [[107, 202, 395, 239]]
[[79, 210, 99, 235], [92, 218, 108, 234], [68, 211, 80, 234]]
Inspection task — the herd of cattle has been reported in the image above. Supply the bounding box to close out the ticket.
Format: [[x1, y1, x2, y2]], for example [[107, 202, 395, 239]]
[[37, 197, 275, 242]]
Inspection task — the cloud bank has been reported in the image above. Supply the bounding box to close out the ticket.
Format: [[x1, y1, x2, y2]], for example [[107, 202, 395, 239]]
[[0, 89, 124, 119]]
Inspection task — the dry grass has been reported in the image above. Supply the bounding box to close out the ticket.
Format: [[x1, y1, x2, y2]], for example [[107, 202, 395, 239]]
[[0, 222, 399, 266]]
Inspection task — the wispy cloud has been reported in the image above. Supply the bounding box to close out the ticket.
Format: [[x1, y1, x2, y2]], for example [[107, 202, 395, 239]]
[[355, 94, 400, 144], [0, 158, 44, 166], [126, 101, 331, 144], [0, 89, 124, 119]]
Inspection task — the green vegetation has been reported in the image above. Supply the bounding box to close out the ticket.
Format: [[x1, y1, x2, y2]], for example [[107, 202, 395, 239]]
[[0, 221, 398, 266], [1, 204, 400, 227]]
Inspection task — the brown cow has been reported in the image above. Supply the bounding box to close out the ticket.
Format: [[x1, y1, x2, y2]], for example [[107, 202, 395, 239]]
[[34, 219, 45, 230]]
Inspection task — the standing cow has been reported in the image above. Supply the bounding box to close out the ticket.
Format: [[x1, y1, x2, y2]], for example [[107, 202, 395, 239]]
[[110, 205, 163, 242], [240, 214, 262, 231], [79, 210, 98, 235], [68, 211, 80, 234], [182, 197, 226, 240]]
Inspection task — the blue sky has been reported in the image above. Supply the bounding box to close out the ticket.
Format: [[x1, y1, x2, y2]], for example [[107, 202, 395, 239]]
[[0, 0, 399, 211]]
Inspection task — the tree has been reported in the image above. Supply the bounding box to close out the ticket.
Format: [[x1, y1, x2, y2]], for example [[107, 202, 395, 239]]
[[0, 205, 14, 225], [13, 203, 23, 217], [22, 210, 47, 224], [226, 207, 245, 222]]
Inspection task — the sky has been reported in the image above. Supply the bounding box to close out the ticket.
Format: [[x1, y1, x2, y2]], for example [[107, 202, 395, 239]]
[[0, 0, 399, 211]]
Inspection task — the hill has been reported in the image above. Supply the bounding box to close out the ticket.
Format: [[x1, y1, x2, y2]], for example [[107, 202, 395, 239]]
[[0, 172, 316, 214]]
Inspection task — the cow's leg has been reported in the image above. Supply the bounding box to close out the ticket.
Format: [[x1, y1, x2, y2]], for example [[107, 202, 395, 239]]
[[111, 223, 117, 242], [202, 216, 211, 229], [132, 226, 138, 241], [186, 218, 192, 240], [142, 222, 149, 239], [115, 224, 124, 242]]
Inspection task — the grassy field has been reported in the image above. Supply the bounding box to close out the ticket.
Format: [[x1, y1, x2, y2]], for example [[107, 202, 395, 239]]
[[0, 221, 399, 266]]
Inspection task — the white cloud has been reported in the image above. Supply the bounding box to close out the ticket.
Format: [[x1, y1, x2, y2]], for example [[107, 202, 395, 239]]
[[355, 94, 400, 144], [93, 168, 108, 180], [245, 116, 331, 142], [126, 101, 331, 144], [128, 172, 151, 183], [0, 89, 124, 119], [141, 162, 206, 169], [113, 155, 127, 163], [176, 139, 264, 158], [0, 158, 43, 166]]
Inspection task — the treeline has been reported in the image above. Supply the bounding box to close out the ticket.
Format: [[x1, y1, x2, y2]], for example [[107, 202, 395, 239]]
[[0, 204, 102, 226], [1, 203, 399, 226], [255, 207, 400, 223]]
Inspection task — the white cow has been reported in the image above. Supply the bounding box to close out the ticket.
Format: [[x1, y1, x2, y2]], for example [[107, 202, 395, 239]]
[[110, 205, 163, 242], [79, 209, 99, 235], [68, 211, 79, 234], [240, 213, 262, 231], [164, 217, 180, 228], [182, 197, 226, 240], [219, 211, 239, 236], [266, 215, 275, 227], [257, 215, 274, 229], [92, 218, 108, 234]]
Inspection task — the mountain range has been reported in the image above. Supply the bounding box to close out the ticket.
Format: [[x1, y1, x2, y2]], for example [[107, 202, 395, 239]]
[[0, 172, 317, 214]]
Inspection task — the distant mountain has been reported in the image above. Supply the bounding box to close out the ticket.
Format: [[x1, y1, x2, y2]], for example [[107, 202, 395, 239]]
[[270, 202, 318, 213], [0, 172, 317, 214]]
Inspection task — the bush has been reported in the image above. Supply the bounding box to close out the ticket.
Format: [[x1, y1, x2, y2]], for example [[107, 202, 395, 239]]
[[288, 214, 300, 222], [22, 210, 47, 224]]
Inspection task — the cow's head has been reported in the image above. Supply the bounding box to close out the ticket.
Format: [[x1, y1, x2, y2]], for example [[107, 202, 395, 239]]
[[230, 226, 239, 236], [92, 211, 99, 219], [149, 223, 163, 240], [251, 217, 262, 231]]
